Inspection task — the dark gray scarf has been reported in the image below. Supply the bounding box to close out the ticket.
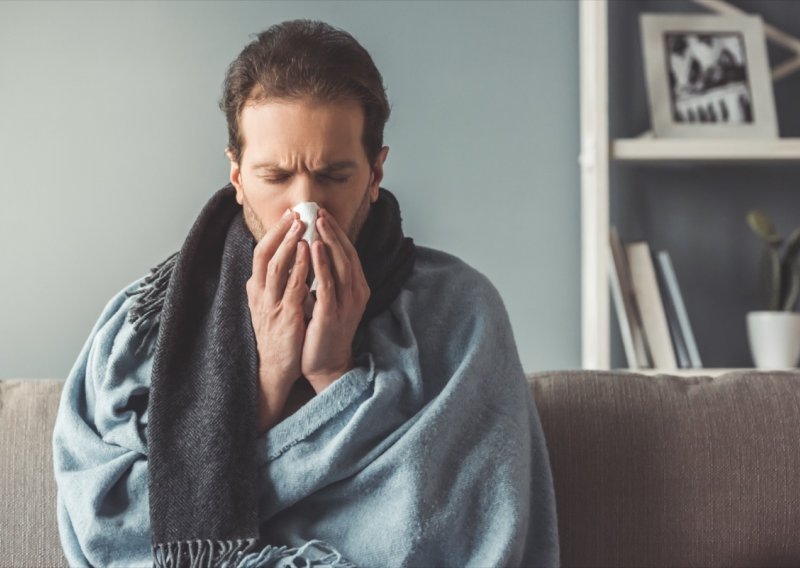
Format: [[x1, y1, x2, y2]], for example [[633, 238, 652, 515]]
[[127, 184, 416, 567]]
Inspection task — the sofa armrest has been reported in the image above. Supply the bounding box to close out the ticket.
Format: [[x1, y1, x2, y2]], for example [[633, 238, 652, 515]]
[[0, 379, 67, 567]]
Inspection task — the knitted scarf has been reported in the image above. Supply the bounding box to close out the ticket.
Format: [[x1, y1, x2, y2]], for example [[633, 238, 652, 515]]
[[127, 184, 416, 567]]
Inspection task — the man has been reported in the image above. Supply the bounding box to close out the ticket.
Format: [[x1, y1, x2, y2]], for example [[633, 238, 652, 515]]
[[53, 19, 559, 567]]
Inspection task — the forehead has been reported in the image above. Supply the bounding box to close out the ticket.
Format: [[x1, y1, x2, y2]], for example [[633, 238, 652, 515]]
[[238, 98, 366, 165]]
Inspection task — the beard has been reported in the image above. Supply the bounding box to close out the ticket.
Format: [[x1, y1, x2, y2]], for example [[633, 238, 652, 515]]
[[241, 191, 268, 242], [345, 183, 372, 243], [241, 181, 373, 245]]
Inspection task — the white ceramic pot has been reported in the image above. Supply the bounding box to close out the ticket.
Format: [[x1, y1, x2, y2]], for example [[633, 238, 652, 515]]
[[746, 311, 800, 369]]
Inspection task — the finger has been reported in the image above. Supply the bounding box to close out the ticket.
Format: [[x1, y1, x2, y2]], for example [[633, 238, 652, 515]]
[[319, 209, 360, 265], [310, 239, 336, 309], [316, 212, 352, 295], [283, 241, 310, 306], [252, 209, 295, 287], [319, 209, 369, 294], [265, 217, 305, 304]]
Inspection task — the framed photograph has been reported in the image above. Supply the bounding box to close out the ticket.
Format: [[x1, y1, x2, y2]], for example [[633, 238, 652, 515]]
[[640, 14, 778, 138]]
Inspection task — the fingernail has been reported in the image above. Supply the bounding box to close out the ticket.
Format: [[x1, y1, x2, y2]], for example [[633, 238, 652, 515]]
[[282, 209, 292, 220], [291, 219, 301, 232]]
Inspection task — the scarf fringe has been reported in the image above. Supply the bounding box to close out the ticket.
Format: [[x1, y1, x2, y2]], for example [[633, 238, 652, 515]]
[[236, 540, 357, 568], [126, 251, 179, 354], [153, 538, 258, 568]]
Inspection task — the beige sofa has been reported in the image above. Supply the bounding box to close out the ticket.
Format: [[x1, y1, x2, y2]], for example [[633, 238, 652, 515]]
[[2, 370, 799, 567]]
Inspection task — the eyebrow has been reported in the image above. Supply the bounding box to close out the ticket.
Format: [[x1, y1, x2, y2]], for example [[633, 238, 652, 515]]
[[252, 160, 358, 174]]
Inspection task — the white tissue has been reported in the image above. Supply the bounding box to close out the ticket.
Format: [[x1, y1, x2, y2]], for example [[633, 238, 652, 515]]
[[291, 202, 320, 319], [292, 202, 320, 245]]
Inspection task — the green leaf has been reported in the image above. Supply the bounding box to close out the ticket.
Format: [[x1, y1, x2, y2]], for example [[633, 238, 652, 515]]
[[747, 209, 782, 246]]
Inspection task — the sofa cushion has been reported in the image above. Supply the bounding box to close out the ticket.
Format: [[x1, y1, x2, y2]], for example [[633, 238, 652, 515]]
[[0, 379, 67, 567], [530, 370, 800, 568]]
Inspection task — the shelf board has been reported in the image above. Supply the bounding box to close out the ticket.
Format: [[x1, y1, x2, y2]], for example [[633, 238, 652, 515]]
[[612, 137, 800, 163]]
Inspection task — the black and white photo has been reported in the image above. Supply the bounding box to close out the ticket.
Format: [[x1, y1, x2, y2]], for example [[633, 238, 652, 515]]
[[641, 14, 777, 138], [665, 32, 753, 124]]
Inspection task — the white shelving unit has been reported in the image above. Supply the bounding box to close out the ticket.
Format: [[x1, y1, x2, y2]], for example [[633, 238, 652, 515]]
[[579, 0, 800, 373], [613, 137, 800, 163]]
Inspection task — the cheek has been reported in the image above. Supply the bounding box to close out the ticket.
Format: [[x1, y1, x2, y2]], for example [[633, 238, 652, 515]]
[[241, 181, 292, 229], [321, 200, 353, 229], [325, 195, 366, 239]]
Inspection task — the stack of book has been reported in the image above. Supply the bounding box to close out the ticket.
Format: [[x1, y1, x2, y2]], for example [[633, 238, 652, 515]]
[[608, 227, 702, 370]]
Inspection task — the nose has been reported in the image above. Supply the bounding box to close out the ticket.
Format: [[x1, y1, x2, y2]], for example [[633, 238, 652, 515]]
[[292, 174, 325, 206]]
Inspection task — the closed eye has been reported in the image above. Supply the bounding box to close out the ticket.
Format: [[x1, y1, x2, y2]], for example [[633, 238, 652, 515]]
[[260, 174, 350, 184], [322, 174, 349, 183], [261, 175, 289, 184]]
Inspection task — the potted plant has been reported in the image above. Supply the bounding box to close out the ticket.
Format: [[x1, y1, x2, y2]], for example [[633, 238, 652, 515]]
[[746, 209, 800, 369]]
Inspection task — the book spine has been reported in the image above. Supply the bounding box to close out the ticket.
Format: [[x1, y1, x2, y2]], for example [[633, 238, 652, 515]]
[[626, 242, 677, 369], [654, 251, 691, 368], [609, 228, 652, 368], [607, 241, 639, 368], [656, 251, 703, 368]]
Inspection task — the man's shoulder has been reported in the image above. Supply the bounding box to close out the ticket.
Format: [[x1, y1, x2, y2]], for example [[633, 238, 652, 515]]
[[404, 246, 507, 315], [87, 254, 173, 364], [93, 276, 154, 347], [384, 246, 521, 383], [410, 245, 493, 283], [94, 276, 150, 334]]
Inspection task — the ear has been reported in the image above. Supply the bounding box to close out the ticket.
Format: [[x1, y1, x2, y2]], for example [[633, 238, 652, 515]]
[[225, 147, 244, 205], [368, 146, 389, 203]]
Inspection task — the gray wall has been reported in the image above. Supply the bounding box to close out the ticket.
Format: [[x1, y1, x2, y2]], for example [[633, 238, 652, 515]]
[[0, 0, 581, 379]]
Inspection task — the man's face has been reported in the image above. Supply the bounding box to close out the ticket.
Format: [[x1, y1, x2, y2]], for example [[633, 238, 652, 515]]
[[227, 97, 388, 243]]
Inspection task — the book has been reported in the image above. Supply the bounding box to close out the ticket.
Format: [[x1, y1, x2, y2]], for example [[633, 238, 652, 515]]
[[626, 241, 677, 369], [608, 241, 638, 367], [655, 251, 703, 368], [608, 228, 651, 368], [654, 251, 691, 368]]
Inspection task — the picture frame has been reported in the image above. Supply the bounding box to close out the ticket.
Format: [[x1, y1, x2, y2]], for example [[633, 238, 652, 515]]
[[640, 14, 778, 139]]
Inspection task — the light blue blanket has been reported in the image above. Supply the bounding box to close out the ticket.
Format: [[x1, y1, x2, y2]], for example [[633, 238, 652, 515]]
[[53, 246, 559, 567]]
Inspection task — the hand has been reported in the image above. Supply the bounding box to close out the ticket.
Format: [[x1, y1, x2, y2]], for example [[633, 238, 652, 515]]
[[247, 209, 310, 434], [302, 208, 370, 392]]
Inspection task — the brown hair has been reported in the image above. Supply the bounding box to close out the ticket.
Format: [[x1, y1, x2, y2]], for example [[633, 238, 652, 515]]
[[219, 19, 390, 166]]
